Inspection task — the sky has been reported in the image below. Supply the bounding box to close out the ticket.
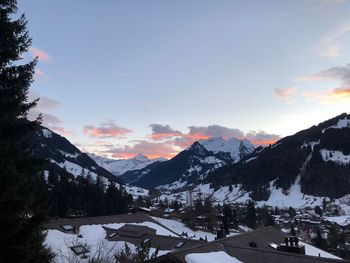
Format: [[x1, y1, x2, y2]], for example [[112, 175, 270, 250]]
[[18, 0, 350, 159]]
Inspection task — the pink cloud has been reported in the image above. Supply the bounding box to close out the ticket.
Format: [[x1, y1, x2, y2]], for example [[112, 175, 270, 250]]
[[149, 124, 183, 140], [29, 92, 60, 109], [245, 131, 281, 146], [83, 121, 132, 138], [303, 87, 350, 104], [274, 87, 298, 101], [106, 140, 177, 159], [30, 47, 50, 61], [50, 126, 74, 136], [34, 68, 45, 78]]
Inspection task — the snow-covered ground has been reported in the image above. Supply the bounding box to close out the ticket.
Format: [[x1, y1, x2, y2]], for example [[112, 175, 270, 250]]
[[320, 149, 350, 165], [322, 117, 350, 133], [324, 215, 350, 227], [45, 221, 175, 263], [157, 181, 340, 210], [185, 251, 243, 263], [151, 217, 218, 241]]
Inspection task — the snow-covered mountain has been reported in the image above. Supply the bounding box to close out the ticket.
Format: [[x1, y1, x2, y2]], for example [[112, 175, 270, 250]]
[[198, 137, 254, 161], [88, 153, 166, 176], [30, 126, 118, 182], [129, 137, 254, 189], [208, 113, 350, 202]]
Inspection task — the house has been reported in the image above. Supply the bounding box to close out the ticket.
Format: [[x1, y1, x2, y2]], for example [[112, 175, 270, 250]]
[[157, 227, 346, 263]]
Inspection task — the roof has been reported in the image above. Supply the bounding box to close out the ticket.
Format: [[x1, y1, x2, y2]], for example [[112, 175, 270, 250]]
[[45, 213, 163, 233], [46, 213, 203, 251], [158, 227, 347, 263], [104, 226, 204, 251]]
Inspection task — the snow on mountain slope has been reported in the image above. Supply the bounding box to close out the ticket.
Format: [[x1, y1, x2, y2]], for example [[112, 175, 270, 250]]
[[198, 137, 254, 162], [31, 126, 118, 183], [88, 153, 166, 176], [157, 181, 350, 212]]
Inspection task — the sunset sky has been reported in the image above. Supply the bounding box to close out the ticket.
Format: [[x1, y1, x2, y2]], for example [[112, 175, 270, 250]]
[[19, 0, 350, 159]]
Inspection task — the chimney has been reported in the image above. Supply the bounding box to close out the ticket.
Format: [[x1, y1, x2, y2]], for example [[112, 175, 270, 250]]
[[294, 236, 299, 246], [289, 237, 294, 246]]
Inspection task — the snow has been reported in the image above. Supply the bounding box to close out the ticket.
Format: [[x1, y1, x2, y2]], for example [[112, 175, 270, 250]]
[[104, 221, 178, 237], [300, 241, 342, 260], [198, 137, 254, 161], [89, 153, 166, 176], [238, 225, 252, 232], [51, 159, 98, 180], [203, 156, 224, 165], [125, 185, 149, 198], [320, 149, 350, 165], [42, 128, 53, 138], [323, 117, 350, 133], [58, 150, 79, 159], [185, 251, 243, 263], [324, 215, 350, 226], [151, 217, 217, 241], [45, 221, 175, 263]]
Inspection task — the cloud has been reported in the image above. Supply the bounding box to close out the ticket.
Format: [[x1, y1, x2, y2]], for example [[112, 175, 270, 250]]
[[30, 47, 50, 61], [188, 125, 245, 140], [50, 126, 74, 136], [173, 125, 279, 147], [149, 124, 182, 140], [245, 131, 281, 146], [304, 88, 350, 103], [297, 64, 350, 103], [105, 140, 178, 159], [83, 121, 132, 138], [274, 87, 298, 102], [28, 93, 74, 137], [34, 68, 45, 78], [29, 92, 60, 109], [316, 21, 350, 58], [85, 123, 281, 159]]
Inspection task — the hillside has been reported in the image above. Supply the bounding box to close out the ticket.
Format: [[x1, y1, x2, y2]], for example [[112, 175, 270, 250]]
[[132, 137, 254, 189], [30, 126, 119, 183], [208, 113, 350, 200]]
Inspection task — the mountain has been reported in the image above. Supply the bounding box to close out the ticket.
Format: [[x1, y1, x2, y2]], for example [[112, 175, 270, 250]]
[[30, 126, 118, 182], [198, 137, 254, 162], [208, 113, 350, 200], [131, 137, 254, 189], [88, 153, 166, 176]]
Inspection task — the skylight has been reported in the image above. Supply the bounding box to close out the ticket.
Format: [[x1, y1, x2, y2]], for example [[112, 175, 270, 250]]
[[70, 245, 89, 255], [175, 241, 185, 248], [61, 224, 74, 231]]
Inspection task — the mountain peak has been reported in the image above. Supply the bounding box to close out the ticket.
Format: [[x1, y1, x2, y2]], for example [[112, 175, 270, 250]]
[[198, 136, 254, 161], [133, 154, 149, 162]]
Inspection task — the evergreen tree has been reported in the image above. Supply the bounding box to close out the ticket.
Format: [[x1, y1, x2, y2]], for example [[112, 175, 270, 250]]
[[314, 205, 323, 217], [0, 1, 52, 262], [245, 201, 257, 229]]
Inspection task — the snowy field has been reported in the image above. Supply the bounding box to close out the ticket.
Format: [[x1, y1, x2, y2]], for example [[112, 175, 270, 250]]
[[158, 181, 350, 213]]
